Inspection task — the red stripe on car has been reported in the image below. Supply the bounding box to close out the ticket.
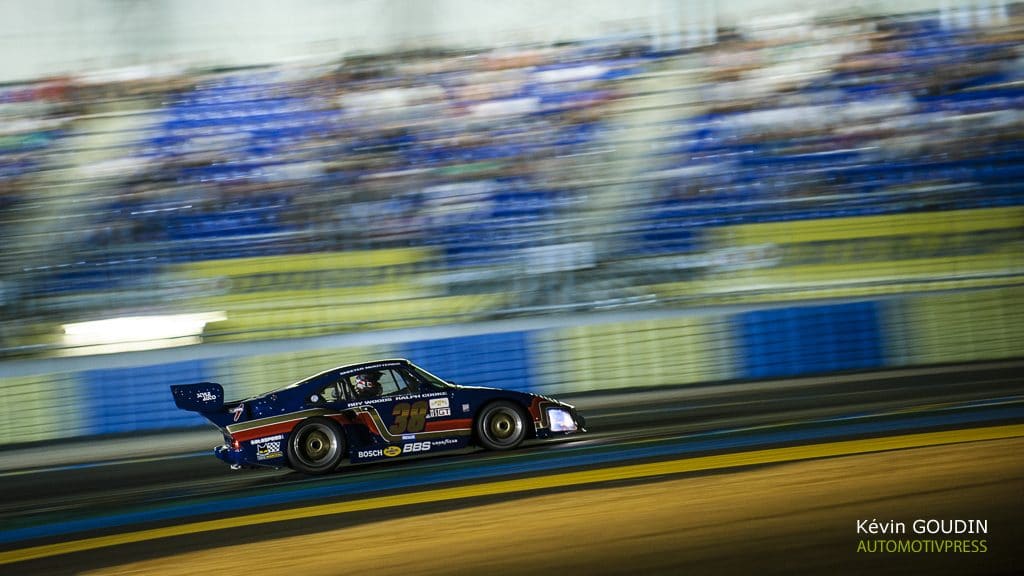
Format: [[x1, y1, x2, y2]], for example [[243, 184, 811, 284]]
[[425, 418, 472, 432]]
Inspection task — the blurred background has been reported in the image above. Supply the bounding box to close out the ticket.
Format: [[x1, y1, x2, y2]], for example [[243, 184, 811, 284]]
[[0, 0, 1021, 445]]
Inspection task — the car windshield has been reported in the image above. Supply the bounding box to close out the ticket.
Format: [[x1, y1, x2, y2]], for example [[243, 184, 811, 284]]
[[412, 364, 452, 389]]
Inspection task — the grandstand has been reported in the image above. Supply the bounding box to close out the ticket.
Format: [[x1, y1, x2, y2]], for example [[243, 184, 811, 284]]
[[0, 3, 1021, 356]]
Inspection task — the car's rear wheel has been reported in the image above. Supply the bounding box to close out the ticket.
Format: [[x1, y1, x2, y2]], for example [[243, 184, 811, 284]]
[[475, 401, 527, 451], [288, 417, 345, 475]]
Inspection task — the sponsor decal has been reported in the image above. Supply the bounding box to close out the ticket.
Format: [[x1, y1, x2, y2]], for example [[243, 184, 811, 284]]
[[462, 403, 471, 413], [232, 404, 245, 422], [256, 441, 282, 460], [429, 398, 450, 410], [197, 391, 217, 402], [252, 434, 284, 445], [351, 397, 390, 406], [357, 449, 384, 458], [348, 392, 447, 407], [402, 434, 416, 441], [383, 446, 402, 457], [428, 407, 452, 418], [341, 361, 400, 375], [403, 442, 431, 454], [431, 438, 460, 447]]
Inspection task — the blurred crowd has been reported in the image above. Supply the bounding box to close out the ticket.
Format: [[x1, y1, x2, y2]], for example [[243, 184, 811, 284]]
[[0, 82, 72, 239], [632, 14, 1024, 259], [1, 6, 1022, 355], [104, 48, 631, 261]]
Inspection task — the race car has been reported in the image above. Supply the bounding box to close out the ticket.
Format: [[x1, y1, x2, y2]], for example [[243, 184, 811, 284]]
[[171, 358, 585, 475]]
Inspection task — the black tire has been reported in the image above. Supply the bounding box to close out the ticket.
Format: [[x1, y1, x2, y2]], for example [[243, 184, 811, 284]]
[[475, 401, 528, 451], [288, 417, 346, 475]]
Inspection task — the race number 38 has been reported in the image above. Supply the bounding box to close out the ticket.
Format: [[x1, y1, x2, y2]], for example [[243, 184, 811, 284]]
[[390, 401, 428, 434]]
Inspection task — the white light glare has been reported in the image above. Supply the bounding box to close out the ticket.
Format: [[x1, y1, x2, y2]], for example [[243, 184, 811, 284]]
[[547, 407, 577, 432], [60, 312, 227, 355]]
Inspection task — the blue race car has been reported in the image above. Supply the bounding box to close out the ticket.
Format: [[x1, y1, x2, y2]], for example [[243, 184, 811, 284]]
[[171, 358, 585, 474]]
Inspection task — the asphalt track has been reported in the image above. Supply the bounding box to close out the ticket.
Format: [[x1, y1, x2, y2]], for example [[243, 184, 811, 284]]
[[1, 361, 1022, 575]]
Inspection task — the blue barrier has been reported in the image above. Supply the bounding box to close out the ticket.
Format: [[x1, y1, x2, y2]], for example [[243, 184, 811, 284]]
[[81, 360, 212, 435], [736, 302, 884, 380], [9, 289, 1018, 444], [400, 331, 535, 392]]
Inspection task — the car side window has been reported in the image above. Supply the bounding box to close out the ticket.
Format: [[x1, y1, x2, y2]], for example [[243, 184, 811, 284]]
[[318, 382, 341, 403], [346, 367, 420, 401], [349, 371, 384, 401], [378, 369, 416, 396], [395, 367, 422, 394]]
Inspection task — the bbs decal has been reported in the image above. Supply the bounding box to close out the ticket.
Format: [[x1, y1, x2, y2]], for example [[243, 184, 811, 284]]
[[403, 442, 431, 454]]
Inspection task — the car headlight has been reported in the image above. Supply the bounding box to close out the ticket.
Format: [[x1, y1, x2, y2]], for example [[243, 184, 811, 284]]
[[546, 407, 578, 432]]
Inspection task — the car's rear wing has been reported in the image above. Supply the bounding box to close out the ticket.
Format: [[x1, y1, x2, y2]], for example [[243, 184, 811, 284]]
[[171, 382, 225, 412], [171, 382, 249, 431]]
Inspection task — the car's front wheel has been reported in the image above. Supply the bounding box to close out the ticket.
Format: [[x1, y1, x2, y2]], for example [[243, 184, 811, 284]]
[[475, 401, 528, 451], [288, 417, 346, 475]]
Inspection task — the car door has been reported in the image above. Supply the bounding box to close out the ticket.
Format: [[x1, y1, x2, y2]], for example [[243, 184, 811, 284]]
[[341, 367, 421, 447], [398, 365, 472, 450], [344, 366, 470, 456], [377, 368, 426, 439]]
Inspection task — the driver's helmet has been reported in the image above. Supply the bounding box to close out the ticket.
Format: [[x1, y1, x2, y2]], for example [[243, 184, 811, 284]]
[[354, 371, 382, 397]]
